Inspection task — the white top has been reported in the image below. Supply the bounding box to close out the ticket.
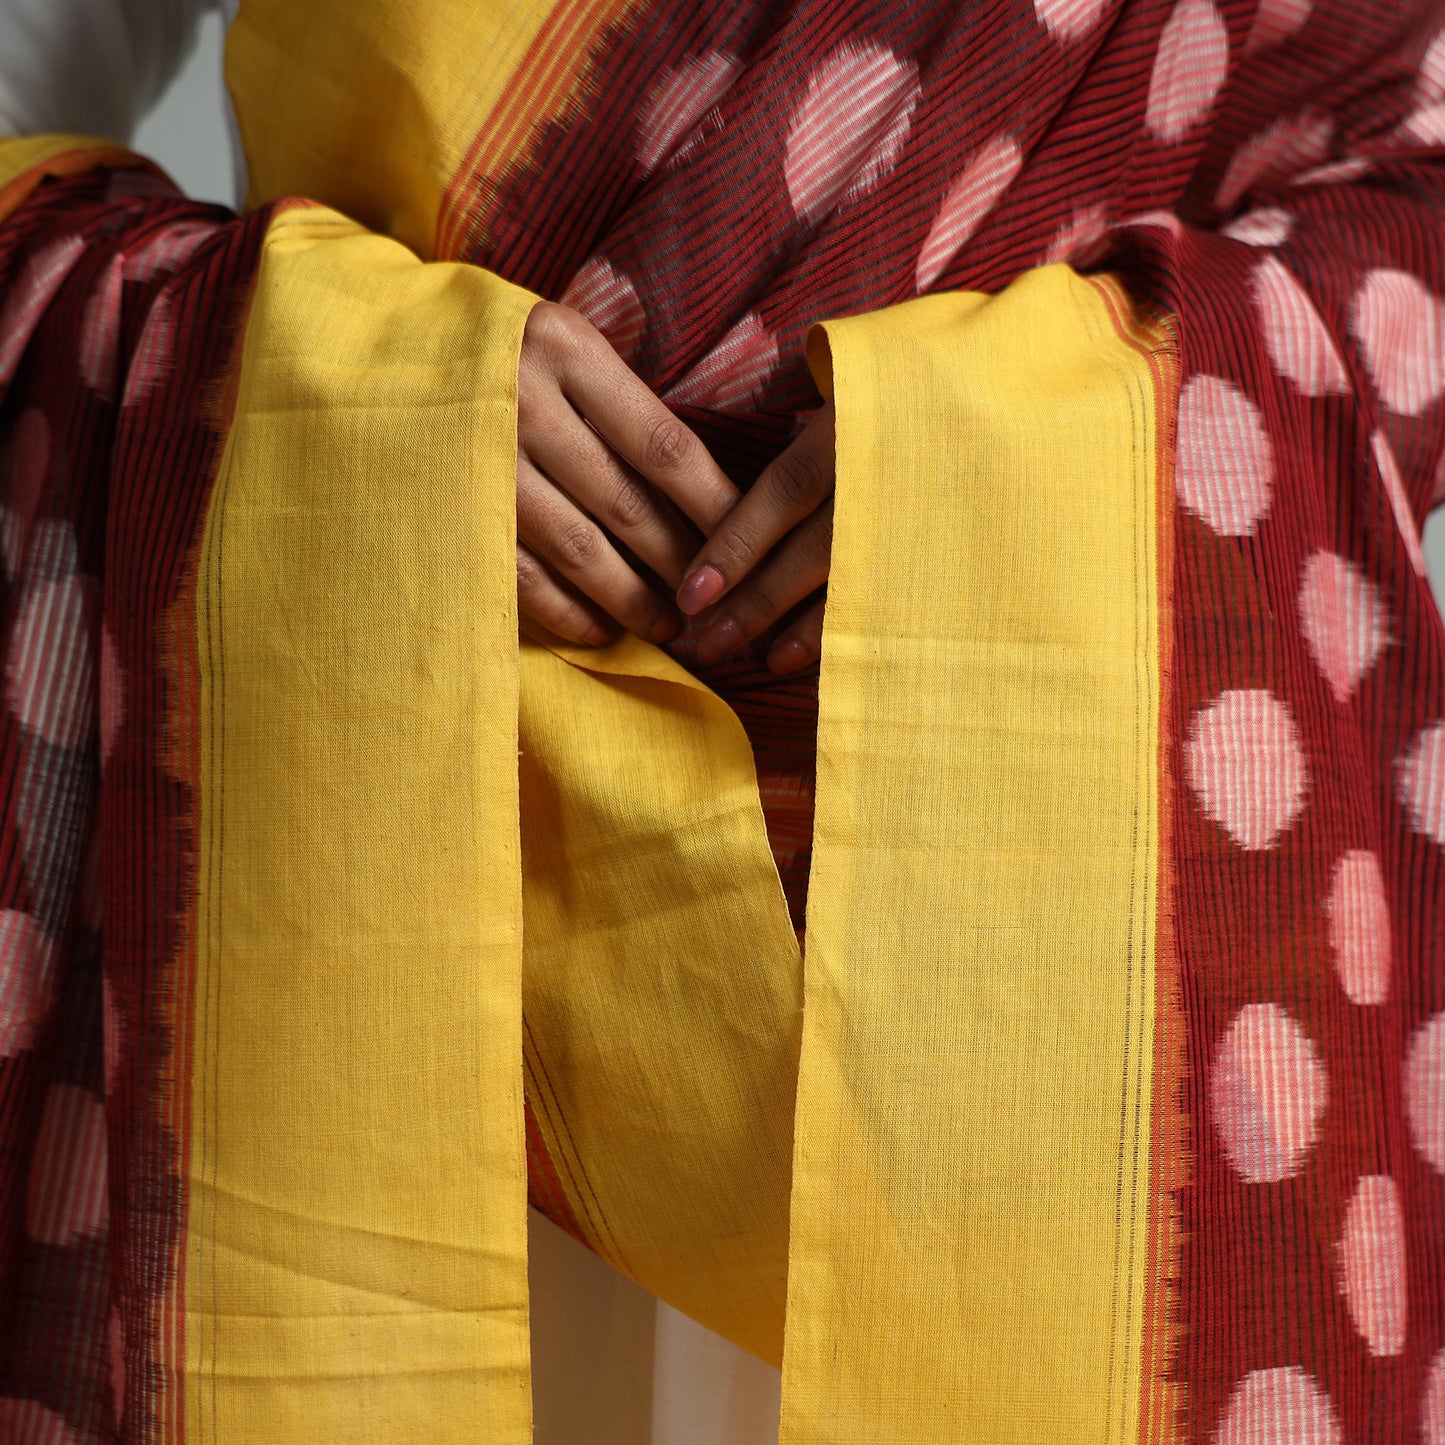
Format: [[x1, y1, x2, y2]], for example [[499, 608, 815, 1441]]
[[0, 0, 227, 141]]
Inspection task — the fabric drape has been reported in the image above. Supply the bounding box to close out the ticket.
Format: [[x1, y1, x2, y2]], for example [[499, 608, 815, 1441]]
[[0, 0, 1443, 1440]]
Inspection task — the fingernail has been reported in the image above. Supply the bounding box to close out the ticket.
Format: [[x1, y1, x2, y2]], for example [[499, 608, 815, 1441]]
[[677, 564, 725, 615], [695, 615, 741, 662], [583, 623, 612, 646], [769, 639, 811, 675], [650, 614, 681, 644]]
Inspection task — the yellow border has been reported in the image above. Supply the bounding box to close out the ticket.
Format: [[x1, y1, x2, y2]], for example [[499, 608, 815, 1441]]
[[781, 267, 1166, 1443], [227, 0, 637, 260], [188, 206, 536, 1441], [0, 136, 149, 221]]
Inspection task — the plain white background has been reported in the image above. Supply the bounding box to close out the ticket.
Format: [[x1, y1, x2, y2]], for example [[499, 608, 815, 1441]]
[[133, 9, 235, 205]]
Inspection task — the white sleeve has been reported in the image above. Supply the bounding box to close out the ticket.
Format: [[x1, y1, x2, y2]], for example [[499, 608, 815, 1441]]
[[0, 0, 218, 143]]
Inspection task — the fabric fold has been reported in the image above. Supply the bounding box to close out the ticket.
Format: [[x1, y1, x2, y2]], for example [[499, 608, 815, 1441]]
[[3, 0, 1445, 1433], [182, 204, 538, 1439], [518, 632, 801, 1363], [780, 271, 1173, 1444]]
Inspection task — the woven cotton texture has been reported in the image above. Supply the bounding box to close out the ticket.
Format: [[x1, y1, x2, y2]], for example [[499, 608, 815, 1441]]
[[0, 0, 1442, 1439]]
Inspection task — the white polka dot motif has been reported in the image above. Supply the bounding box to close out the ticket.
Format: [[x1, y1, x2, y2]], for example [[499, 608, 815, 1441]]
[[1186, 690, 1307, 850], [1211, 1002, 1327, 1183]]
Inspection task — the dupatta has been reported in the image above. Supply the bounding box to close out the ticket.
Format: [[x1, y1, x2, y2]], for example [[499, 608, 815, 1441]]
[[1, 0, 1444, 1440]]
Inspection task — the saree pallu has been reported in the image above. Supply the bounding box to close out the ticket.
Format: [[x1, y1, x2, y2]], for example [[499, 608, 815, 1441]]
[[1, 0, 1445, 1440]]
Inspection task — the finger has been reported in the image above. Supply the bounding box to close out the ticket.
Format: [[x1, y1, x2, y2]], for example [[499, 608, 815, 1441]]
[[768, 597, 826, 675], [676, 404, 834, 617], [528, 302, 740, 533], [692, 500, 833, 663], [516, 543, 614, 647], [517, 455, 681, 644], [522, 386, 700, 587]]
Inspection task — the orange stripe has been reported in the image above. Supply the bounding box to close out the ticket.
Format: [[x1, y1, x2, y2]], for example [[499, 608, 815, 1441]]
[[1142, 319, 1185, 1445], [441, 0, 606, 255], [0, 142, 144, 225], [156, 533, 212, 1445], [158, 275, 255, 1431], [436, 0, 634, 259], [1087, 276, 1186, 1445], [438, 0, 589, 253], [1100, 282, 1187, 1445], [524, 1100, 591, 1248]]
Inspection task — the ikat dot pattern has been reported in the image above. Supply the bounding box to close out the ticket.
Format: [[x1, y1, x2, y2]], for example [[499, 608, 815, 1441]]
[[0, 0, 1442, 1438], [433, 0, 1445, 1432], [0, 166, 242, 1441]]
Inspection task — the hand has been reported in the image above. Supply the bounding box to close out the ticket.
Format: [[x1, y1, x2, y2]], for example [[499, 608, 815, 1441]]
[[674, 402, 834, 675], [516, 301, 740, 646]]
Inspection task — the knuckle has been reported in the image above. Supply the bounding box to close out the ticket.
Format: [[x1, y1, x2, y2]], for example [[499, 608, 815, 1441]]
[[773, 449, 826, 507], [528, 302, 583, 362], [515, 549, 545, 594], [801, 517, 834, 568], [515, 385, 542, 430], [525, 301, 562, 343], [704, 496, 736, 534], [559, 604, 594, 640], [740, 582, 777, 623], [554, 521, 603, 572], [719, 527, 760, 568], [624, 601, 661, 635], [644, 416, 693, 472], [606, 473, 652, 529]]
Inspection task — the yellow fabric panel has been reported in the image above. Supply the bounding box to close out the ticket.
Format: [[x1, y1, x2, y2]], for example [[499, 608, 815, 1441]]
[[781, 268, 1164, 1443], [226, 0, 635, 258], [188, 206, 537, 1442], [518, 632, 802, 1364]]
